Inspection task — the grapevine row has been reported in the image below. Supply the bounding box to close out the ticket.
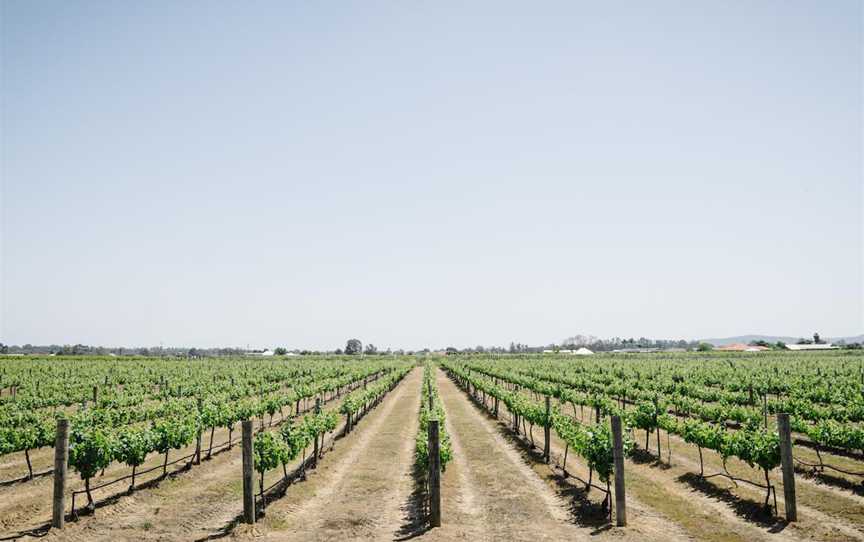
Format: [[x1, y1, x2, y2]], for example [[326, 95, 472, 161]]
[[415, 363, 452, 469]]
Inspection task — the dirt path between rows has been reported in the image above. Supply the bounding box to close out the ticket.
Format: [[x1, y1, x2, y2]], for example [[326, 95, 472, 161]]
[[544, 409, 802, 542], [422, 367, 592, 542], [487, 385, 862, 542], [0, 384, 342, 537], [627, 429, 864, 542], [455, 371, 804, 542], [1, 419, 242, 537], [247, 367, 422, 542], [27, 378, 373, 542]]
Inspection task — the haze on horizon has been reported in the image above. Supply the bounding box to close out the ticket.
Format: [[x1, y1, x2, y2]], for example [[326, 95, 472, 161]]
[[1, 1, 862, 351]]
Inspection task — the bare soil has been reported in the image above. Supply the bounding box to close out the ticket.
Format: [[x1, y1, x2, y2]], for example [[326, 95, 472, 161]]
[[4, 366, 862, 542], [499, 387, 864, 542], [245, 367, 423, 541], [0, 382, 361, 541]]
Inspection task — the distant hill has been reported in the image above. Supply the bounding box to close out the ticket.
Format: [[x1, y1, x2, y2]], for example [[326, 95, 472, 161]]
[[701, 334, 864, 346]]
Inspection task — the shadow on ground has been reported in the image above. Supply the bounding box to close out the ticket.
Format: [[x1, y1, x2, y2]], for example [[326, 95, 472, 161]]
[[677, 472, 788, 533], [455, 381, 613, 530], [395, 461, 431, 541]]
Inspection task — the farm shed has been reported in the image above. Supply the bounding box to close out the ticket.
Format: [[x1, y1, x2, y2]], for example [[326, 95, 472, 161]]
[[785, 343, 839, 351], [543, 348, 594, 355], [716, 343, 769, 352]]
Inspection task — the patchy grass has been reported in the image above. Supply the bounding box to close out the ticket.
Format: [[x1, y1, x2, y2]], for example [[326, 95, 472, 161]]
[[264, 513, 289, 531], [227, 479, 244, 496]]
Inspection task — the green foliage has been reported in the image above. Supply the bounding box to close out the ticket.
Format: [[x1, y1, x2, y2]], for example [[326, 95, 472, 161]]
[[279, 419, 306, 460], [415, 363, 452, 469], [0, 355, 412, 483], [551, 411, 628, 483], [115, 426, 152, 467], [69, 426, 114, 480], [345, 339, 362, 355], [797, 418, 864, 452], [254, 432, 289, 474], [151, 416, 196, 454], [721, 428, 780, 471], [340, 368, 411, 417], [440, 352, 833, 484]]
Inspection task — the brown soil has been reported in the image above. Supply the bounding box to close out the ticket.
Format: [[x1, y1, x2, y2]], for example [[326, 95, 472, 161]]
[[544, 392, 864, 541], [0, 422, 240, 538], [419, 368, 594, 541], [5, 366, 862, 542], [0, 381, 362, 541], [245, 367, 423, 541]]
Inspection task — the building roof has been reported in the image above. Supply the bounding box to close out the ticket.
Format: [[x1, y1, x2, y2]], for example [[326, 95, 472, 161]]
[[716, 343, 769, 352], [785, 343, 839, 351]]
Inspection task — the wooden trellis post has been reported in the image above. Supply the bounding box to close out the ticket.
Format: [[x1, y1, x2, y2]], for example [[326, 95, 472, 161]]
[[52, 419, 69, 529], [241, 420, 255, 524], [543, 396, 551, 463], [777, 413, 797, 522], [611, 415, 627, 527], [312, 398, 321, 467], [428, 420, 441, 527]]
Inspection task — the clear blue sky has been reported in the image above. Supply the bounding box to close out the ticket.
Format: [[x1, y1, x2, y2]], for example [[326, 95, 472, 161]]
[[1, 1, 861, 350]]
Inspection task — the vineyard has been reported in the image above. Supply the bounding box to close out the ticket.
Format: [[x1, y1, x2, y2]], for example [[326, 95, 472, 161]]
[[0, 351, 863, 541]]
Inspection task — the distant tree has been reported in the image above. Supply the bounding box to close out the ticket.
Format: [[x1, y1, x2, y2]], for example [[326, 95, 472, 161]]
[[188, 348, 199, 357], [0, 343, 7, 354], [696, 342, 714, 352], [364, 343, 378, 355], [138, 347, 150, 356], [445, 346, 458, 354], [274, 347, 288, 356], [562, 334, 599, 347], [844, 343, 862, 350], [796, 338, 812, 345], [334, 348, 343, 355], [774, 341, 786, 350], [748, 340, 770, 348], [345, 339, 362, 355], [813, 332, 823, 344], [72, 344, 88, 355]]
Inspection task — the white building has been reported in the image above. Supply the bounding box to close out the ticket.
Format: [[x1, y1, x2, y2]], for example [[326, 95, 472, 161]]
[[785, 343, 839, 351], [542, 348, 594, 355], [247, 349, 276, 356]]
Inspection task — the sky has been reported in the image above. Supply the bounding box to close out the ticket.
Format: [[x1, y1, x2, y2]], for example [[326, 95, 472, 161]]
[[1, 1, 862, 350]]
